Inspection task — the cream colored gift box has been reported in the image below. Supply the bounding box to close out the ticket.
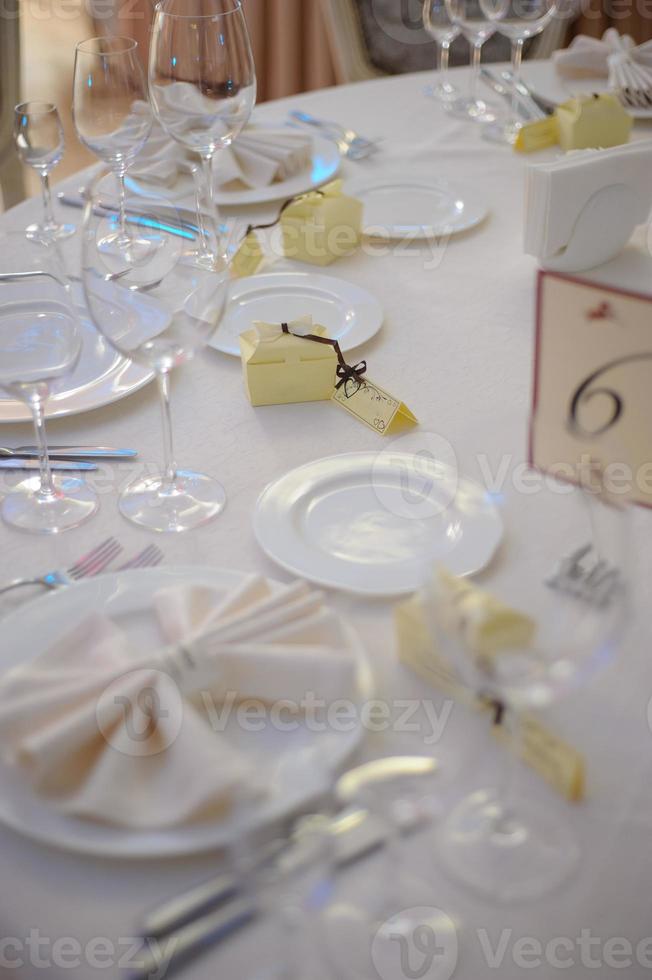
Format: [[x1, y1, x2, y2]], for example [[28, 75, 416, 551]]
[[557, 94, 632, 150], [239, 316, 338, 406], [280, 180, 363, 266]]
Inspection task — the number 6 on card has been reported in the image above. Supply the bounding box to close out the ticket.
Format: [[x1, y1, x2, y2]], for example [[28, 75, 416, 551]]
[[529, 270, 652, 507]]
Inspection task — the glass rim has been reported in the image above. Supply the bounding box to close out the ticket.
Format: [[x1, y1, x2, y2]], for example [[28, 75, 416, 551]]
[[75, 35, 139, 56], [14, 101, 58, 116], [152, 0, 243, 19]]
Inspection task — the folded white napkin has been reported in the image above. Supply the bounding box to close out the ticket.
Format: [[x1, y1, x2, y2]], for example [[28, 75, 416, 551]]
[[133, 93, 313, 190], [554, 28, 652, 78], [524, 141, 652, 271], [0, 576, 357, 829]]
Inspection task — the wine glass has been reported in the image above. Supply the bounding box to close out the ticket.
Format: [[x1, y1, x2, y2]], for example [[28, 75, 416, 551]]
[[81, 169, 229, 533], [148, 0, 256, 270], [0, 268, 98, 533], [480, 0, 557, 143], [432, 475, 631, 902], [423, 0, 461, 103], [445, 0, 497, 121], [14, 103, 75, 245], [73, 36, 155, 261]]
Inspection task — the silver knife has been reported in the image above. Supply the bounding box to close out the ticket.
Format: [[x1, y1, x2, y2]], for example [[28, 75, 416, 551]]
[[57, 193, 202, 234], [0, 459, 98, 471], [3, 446, 138, 461], [56, 194, 199, 242], [130, 806, 430, 980], [480, 67, 546, 121]]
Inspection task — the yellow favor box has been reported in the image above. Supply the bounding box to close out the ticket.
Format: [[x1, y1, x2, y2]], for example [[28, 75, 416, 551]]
[[281, 180, 363, 266], [239, 316, 337, 407], [557, 93, 632, 150]]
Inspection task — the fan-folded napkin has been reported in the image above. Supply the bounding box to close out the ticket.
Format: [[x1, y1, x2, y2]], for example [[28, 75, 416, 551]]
[[0, 576, 357, 829], [131, 90, 312, 189], [553, 28, 652, 77]]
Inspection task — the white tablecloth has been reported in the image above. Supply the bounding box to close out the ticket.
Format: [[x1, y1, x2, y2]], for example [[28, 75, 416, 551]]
[[1, 64, 651, 980]]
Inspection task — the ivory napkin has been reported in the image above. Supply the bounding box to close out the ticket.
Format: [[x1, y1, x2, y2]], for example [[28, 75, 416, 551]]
[[553, 28, 652, 78], [132, 90, 313, 190], [0, 577, 357, 829], [524, 141, 652, 271]]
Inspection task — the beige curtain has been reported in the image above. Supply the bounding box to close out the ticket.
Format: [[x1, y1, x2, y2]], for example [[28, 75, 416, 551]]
[[573, 1, 652, 43], [113, 0, 336, 102]]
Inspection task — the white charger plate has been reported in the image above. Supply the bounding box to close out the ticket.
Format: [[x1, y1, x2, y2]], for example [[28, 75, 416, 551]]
[[254, 453, 504, 596], [128, 134, 341, 207], [0, 566, 372, 858], [521, 60, 652, 121], [343, 173, 488, 240], [0, 286, 153, 424], [209, 271, 383, 357]]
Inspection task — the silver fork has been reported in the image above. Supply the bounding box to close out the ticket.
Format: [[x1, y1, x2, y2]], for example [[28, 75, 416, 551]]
[[0, 537, 123, 598], [116, 544, 164, 571], [288, 110, 379, 160]]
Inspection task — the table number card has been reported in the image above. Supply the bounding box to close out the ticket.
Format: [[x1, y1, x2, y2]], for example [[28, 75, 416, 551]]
[[530, 270, 652, 507], [332, 377, 418, 434]]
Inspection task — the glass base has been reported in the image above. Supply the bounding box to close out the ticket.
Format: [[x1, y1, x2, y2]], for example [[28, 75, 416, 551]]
[[482, 119, 522, 145], [436, 788, 580, 903], [26, 221, 75, 245], [2, 475, 98, 534], [423, 81, 458, 104], [97, 227, 162, 266], [118, 470, 226, 533], [450, 97, 497, 123]]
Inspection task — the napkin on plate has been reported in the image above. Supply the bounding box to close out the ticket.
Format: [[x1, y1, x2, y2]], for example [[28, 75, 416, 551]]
[[131, 88, 313, 190], [0, 576, 357, 829], [524, 140, 652, 271], [553, 27, 652, 78]]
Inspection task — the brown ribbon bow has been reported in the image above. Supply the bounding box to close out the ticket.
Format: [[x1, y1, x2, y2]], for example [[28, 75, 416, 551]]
[[281, 323, 367, 397], [242, 190, 325, 242]]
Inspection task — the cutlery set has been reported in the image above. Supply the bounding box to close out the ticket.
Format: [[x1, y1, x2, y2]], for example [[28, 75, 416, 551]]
[[0, 536, 163, 598], [0, 446, 138, 472]]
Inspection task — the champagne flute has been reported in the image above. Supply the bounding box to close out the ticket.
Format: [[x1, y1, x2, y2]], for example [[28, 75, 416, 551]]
[[14, 103, 75, 245], [480, 0, 557, 143], [82, 169, 229, 533], [433, 476, 631, 902], [148, 0, 256, 270], [0, 267, 98, 533], [423, 0, 461, 103], [73, 36, 154, 261], [445, 0, 497, 121]]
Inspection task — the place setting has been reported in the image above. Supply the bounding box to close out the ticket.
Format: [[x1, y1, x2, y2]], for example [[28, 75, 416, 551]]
[[1, 0, 651, 977]]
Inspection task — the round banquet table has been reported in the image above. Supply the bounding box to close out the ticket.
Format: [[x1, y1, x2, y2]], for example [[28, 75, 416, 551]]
[[1, 63, 652, 980]]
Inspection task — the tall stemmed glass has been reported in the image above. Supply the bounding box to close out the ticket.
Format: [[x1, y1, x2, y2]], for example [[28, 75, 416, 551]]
[[0, 271, 98, 533], [14, 103, 75, 245], [423, 0, 461, 104], [434, 476, 631, 902], [445, 0, 497, 121], [148, 0, 256, 270], [82, 169, 229, 533], [480, 0, 557, 143], [73, 36, 154, 260]]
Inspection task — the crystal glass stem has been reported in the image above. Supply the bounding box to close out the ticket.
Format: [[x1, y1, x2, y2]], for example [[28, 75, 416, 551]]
[[470, 41, 483, 101], [40, 173, 57, 232], [31, 395, 56, 499], [115, 167, 128, 241], [157, 369, 177, 490], [510, 37, 525, 127]]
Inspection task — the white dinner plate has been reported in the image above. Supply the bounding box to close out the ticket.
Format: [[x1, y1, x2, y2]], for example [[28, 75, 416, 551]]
[[343, 173, 488, 240], [521, 60, 652, 121], [209, 271, 383, 357], [0, 566, 372, 858], [254, 453, 504, 596], [128, 134, 341, 207], [0, 286, 153, 424]]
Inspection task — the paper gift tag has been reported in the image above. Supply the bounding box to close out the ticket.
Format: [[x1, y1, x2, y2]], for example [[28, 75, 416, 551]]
[[332, 377, 418, 434], [530, 270, 652, 507]]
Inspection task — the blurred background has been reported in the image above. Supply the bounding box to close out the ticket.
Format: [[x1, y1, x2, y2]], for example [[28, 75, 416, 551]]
[[3, 0, 652, 211]]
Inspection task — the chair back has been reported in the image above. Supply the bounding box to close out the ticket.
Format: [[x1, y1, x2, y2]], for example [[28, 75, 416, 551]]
[[0, 0, 24, 209]]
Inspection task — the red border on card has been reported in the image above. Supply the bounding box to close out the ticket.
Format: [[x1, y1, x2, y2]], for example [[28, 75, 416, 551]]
[[529, 268, 652, 508]]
